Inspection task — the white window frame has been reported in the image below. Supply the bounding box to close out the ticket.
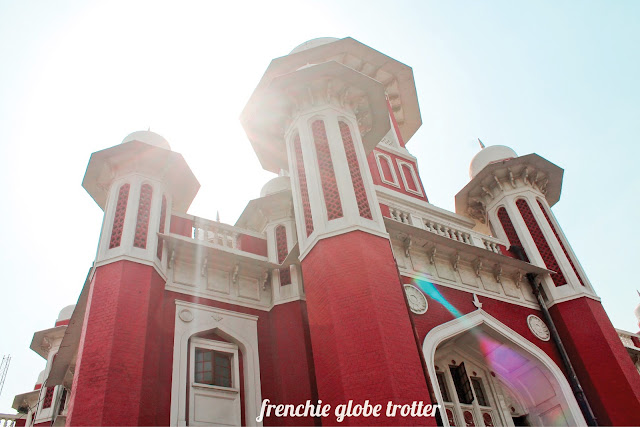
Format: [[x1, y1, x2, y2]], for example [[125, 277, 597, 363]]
[[374, 152, 400, 187], [396, 159, 423, 196], [190, 338, 240, 391]]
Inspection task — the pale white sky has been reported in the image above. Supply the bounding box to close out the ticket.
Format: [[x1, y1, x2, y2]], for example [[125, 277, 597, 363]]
[[1, 0, 639, 413]]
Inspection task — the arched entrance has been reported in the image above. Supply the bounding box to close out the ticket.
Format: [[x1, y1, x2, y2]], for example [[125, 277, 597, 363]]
[[423, 310, 586, 427], [170, 301, 263, 426]]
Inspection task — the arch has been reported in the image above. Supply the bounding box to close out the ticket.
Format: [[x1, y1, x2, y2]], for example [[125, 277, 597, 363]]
[[171, 301, 262, 426], [423, 310, 586, 426], [133, 183, 153, 249], [292, 133, 314, 237], [109, 183, 130, 249]]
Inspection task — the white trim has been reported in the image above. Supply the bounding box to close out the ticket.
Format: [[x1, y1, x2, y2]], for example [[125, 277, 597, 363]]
[[374, 152, 400, 187], [171, 301, 262, 426], [189, 338, 241, 426], [396, 159, 424, 196], [422, 310, 587, 427]]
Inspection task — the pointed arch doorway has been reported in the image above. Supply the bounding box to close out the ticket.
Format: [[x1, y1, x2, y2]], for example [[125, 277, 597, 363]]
[[423, 310, 586, 427]]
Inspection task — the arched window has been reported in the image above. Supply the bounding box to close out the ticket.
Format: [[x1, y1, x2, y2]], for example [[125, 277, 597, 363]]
[[134, 184, 153, 249], [275, 225, 291, 285], [312, 119, 343, 220], [109, 183, 130, 249], [516, 199, 567, 286], [293, 134, 314, 237], [497, 207, 529, 262], [339, 121, 372, 219], [375, 152, 399, 186], [537, 200, 585, 287]]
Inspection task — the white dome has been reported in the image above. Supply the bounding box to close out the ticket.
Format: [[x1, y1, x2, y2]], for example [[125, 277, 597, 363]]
[[470, 145, 518, 178], [260, 176, 291, 197], [289, 37, 340, 55], [121, 130, 171, 150], [634, 302, 640, 327], [57, 304, 75, 323]]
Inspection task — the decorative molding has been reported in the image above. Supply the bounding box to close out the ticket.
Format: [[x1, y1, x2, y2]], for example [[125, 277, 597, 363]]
[[404, 284, 428, 314], [472, 293, 483, 309], [527, 315, 550, 341], [178, 309, 193, 323]]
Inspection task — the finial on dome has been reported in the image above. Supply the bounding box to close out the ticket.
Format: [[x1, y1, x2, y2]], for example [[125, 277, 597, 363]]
[[478, 138, 485, 149], [216, 211, 220, 222]]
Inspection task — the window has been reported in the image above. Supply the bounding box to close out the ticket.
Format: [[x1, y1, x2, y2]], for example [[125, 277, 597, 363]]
[[436, 371, 452, 402], [374, 152, 399, 187], [397, 160, 423, 196], [109, 183, 130, 248], [194, 348, 232, 387], [471, 378, 488, 407], [450, 363, 474, 405], [42, 387, 54, 409]]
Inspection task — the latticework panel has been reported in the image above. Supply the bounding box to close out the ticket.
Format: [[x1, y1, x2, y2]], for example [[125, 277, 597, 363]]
[[275, 225, 291, 285], [293, 135, 314, 237], [497, 207, 529, 262], [134, 184, 153, 249], [516, 199, 567, 286], [537, 200, 585, 286], [312, 120, 343, 220], [339, 121, 372, 220], [109, 183, 130, 249]]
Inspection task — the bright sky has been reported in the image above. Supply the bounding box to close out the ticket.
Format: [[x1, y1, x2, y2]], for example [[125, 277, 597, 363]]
[[1, 0, 639, 413]]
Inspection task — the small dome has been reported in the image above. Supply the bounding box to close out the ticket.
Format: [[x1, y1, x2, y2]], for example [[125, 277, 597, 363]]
[[121, 130, 171, 150], [57, 304, 75, 323], [470, 145, 518, 178], [260, 176, 291, 197], [634, 302, 640, 328], [289, 37, 340, 55]]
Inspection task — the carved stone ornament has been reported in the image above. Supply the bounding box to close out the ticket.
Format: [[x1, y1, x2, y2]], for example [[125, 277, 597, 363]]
[[404, 284, 428, 315], [527, 315, 550, 341], [178, 309, 194, 323]]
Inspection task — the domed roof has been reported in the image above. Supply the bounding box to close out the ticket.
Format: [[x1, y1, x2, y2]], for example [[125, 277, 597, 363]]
[[121, 130, 171, 150], [289, 37, 340, 55], [634, 301, 640, 327], [470, 145, 518, 178], [57, 304, 75, 323], [260, 175, 291, 197]]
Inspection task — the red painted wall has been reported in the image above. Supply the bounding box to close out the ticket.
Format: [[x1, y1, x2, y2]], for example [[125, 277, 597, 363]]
[[549, 297, 640, 426], [301, 231, 436, 426], [237, 234, 268, 257], [407, 280, 566, 371], [66, 261, 166, 426], [170, 215, 193, 237]]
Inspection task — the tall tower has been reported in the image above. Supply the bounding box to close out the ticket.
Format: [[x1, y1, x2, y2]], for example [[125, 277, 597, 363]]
[[456, 145, 640, 426], [66, 131, 199, 426], [242, 38, 434, 425]]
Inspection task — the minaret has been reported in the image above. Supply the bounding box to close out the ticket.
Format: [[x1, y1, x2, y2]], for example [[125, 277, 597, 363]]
[[456, 145, 640, 426], [66, 131, 199, 426], [242, 38, 433, 425]]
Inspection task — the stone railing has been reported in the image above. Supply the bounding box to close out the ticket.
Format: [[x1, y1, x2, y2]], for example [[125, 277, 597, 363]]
[[0, 414, 21, 427], [387, 205, 503, 254], [193, 217, 240, 249], [617, 329, 640, 350]]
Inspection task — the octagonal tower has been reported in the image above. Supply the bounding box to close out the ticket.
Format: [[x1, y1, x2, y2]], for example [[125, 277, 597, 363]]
[[242, 38, 434, 425]]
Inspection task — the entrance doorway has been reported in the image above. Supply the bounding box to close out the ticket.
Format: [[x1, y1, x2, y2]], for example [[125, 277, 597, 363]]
[[424, 310, 586, 427]]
